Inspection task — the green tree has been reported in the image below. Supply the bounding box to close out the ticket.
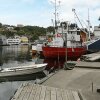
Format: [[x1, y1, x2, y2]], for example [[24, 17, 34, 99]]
[[47, 26, 55, 34]]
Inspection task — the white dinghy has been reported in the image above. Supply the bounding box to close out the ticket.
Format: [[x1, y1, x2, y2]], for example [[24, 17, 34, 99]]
[[0, 63, 47, 77]]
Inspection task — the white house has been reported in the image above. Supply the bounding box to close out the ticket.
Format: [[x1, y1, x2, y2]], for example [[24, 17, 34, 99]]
[[7, 36, 21, 45], [0, 35, 7, 45], [94, 26, 100, 38]]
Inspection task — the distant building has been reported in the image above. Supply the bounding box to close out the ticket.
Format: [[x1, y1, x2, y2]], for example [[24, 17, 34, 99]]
[[39, 36, 47, 40], [17, 24, 24, 27], [6, 26, 14, 30], [0, 35, 7, 45], [94, 26, 100, 37], [7, 36, 21, 45], [20, 36, 29, 45]]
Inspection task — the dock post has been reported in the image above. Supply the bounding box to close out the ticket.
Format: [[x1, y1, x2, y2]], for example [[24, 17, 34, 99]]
[[92, 82, 93, 92]]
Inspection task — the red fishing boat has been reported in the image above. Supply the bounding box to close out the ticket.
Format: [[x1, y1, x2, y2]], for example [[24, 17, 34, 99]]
[[42, 22, 87, 60], [42, 47, 86, 60]]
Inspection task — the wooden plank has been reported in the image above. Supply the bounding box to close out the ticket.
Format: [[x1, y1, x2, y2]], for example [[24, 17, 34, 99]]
[[39, 85, 46, 100], [33, 84, 42, 100], [21, 83, 34, 100], [28, 84, 38, 100], [12, 83, 81, 100], [61, 89, 69, 100], [11, 82, 27, 100], [50, 87, 57, 100], [17, 83, 30, 100], [66, 90, 75, 100], [45, 86, 51, 100], [72, 91, 80, 100], [56, 88, 63, 100]]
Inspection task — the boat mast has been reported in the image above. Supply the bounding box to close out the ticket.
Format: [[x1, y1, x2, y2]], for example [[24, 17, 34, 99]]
[[65, 22, 68, 66], [54, 0, 60, 33], [87, 8, 90, 40], [54, 0, 57, 32], [54, 0, 59, 68]]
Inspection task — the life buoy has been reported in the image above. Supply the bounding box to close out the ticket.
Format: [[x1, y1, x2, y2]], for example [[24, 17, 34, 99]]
[[71, 36, 75, 40]]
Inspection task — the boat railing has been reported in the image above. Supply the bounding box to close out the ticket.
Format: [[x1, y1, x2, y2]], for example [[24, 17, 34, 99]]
[[51, 45, 63, 47], [63, 45, 86, 48]]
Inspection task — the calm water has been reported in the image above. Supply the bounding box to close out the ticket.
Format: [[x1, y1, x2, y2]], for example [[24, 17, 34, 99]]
[[0, 45, 65, 100], [0, 45, 45, 100]]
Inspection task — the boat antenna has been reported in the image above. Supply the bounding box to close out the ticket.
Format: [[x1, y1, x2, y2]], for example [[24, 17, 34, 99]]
[[87, 8, 91, 40], [54, 0, 57, 30], [52, 0, 61, 33]]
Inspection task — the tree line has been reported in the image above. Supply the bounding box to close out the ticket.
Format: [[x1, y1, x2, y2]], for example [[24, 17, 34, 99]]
[[0, 23, 54, 41]]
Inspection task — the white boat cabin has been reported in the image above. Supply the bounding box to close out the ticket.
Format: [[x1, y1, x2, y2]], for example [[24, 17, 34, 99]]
[[49, 22, 82, 47]]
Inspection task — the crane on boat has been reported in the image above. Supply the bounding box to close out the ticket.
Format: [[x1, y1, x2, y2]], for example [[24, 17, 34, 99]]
[[72, 8, 91, 40]]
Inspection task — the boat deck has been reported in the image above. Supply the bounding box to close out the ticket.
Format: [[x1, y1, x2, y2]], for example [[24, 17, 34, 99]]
[[11, 82, 81, 100]]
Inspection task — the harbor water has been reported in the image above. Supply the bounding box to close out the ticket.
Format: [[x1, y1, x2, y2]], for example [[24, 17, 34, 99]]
[[0, 45, 45, 100], [0, 45, 66, 100]]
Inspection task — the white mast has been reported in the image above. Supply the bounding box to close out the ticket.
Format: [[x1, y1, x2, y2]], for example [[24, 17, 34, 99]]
[[87, 8, 90, 40], [54, 0, 57, 30], [54, 0, 61, 33]]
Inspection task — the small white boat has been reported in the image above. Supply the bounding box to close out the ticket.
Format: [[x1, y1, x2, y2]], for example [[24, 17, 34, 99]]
[[79, 53, 100, 62], [0, 63, 47, 77]]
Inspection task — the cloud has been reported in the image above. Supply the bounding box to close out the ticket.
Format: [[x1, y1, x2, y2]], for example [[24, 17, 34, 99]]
[[21, 0, 35, 4], [0, 0, 99, 27], [48, 0, 100, 27]]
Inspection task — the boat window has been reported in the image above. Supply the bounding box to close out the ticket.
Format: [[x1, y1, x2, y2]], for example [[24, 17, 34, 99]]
[[77, 31, 80, 35], [68, 32, 71, 34]]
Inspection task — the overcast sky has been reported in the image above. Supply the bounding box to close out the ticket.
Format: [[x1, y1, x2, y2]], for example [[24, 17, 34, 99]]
[[0, 0, 100, 28]]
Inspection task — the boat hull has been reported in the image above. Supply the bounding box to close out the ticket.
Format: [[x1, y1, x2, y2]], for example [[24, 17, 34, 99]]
[[42, 46, 87, 60], [0, 64, 47, 77]]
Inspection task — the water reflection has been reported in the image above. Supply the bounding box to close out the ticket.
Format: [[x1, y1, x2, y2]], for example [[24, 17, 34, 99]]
[[0, 45, 45, 100], [0, 45, 66, 100], [43, 58, 65, 71], [0, 45, 32, 68]]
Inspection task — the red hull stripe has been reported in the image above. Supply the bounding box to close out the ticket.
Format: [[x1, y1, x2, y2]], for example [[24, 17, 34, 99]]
[[42, 47, 87, 59]]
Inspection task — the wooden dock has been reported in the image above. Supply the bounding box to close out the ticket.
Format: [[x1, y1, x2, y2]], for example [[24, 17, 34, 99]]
[[11, 82, 81, 100]]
